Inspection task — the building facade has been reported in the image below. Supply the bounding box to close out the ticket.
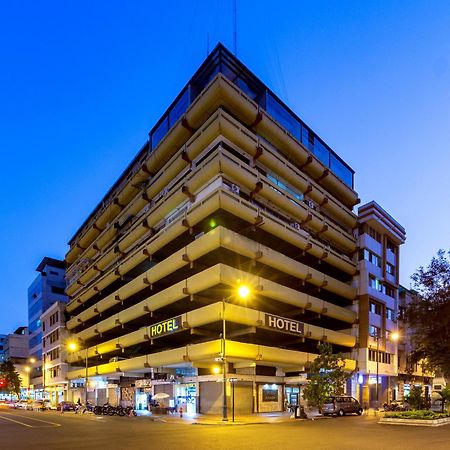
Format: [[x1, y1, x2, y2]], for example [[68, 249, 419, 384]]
[[351, 201, 406, 407], [0, 334, 6, 363], [40, 301, 71, 405], [1, 327, 31, 396], [65, 44, 362, 414], [28, 257, 67, 396]]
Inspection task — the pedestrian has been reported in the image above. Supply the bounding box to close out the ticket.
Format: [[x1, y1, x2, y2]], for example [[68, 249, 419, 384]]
[[179, 406, 183, 418]]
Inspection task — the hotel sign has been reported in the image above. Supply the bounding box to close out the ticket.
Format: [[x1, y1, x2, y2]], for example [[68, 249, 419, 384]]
[[264, 313, 304, 336], [149, 316, 183, 339]]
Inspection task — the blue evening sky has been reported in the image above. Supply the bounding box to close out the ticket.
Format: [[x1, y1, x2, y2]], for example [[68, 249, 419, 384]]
[[1, 0, 449, 332]]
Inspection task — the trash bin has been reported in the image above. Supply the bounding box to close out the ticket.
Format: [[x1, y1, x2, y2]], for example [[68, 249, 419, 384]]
[[295, 406, 307, 419]]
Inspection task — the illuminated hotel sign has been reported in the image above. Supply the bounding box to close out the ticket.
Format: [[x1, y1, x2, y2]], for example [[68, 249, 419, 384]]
[[149, 316, 183, 339], [264, 313, 304, 336]]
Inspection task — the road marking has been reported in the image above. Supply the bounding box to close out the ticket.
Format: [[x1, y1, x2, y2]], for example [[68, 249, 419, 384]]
[[0, 412, 61, 428]]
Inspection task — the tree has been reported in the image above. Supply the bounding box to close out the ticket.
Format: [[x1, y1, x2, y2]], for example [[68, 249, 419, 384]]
[[0, 360, 22, 399], [405, 250, 450, 377], [438, 386, 450, 413], [405, 385, 423, 410], [302, 342, 352, 413]]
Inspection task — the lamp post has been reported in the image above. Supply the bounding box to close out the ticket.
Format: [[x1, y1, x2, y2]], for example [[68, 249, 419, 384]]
[[24, 366, 30, 399], [374, 330, 400, 406], [68, 341, 88, 404], [221, 285, 250, 422]]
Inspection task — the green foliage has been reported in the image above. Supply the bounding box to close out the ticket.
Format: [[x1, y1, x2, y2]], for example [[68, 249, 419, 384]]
[[437, 386, 450, 412], [302, 342, 352, 412], [0, 360, 22, 398], [385, 410, 450, 420], [405, 250, 450, 377], [405, 385, 424, 410]]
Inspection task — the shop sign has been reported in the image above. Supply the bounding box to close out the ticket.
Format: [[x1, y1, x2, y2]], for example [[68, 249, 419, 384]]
[[135, 379, 152, 388], [149, 315, 183, 339], [264, 313, 304, 335]]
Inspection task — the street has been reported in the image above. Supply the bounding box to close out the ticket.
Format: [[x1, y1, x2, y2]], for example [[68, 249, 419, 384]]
[[0, 408, 449, 450]]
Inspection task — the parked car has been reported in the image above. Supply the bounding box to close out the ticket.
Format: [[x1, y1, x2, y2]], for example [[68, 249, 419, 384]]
[[14, 400, 32, 410], [323, 396, 363, 416], [31, 400, 48, 411], [57, 401, 77, 411]]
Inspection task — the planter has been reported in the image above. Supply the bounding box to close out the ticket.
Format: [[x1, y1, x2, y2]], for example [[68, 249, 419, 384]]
[[379, 417, 450, 427]]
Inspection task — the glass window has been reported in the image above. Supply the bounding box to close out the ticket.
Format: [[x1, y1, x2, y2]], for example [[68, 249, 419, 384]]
[[386, 262, 395, 275], [369, 325, 380, 338], [151, 117, 169, 149], [169, 88, 189, 127], [330, 153, 353, 188], [265, 92, 301, 140], [386, 308, 395, 321], [301, 126, 313, 151], [313, 137, 330, 166], [369, 301, 382, 315]]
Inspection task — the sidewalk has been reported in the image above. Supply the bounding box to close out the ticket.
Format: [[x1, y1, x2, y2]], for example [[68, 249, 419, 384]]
[[136, 408, 325, 425]]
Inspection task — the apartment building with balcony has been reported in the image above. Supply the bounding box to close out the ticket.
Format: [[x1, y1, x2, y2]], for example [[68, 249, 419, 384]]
[[352, 201, 406, 407], [65, 44, 360, 414]]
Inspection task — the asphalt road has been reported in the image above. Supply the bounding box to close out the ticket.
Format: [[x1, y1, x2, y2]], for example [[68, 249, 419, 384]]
[[0, 408, 449, 450]]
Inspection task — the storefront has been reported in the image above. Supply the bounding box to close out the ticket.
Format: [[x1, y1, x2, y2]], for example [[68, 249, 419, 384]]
[[257, 383, 282, 412], [175, 383, 197, 414]]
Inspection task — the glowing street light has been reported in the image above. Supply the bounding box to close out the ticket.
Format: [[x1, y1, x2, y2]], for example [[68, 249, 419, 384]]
[[221, 284, 251, 421], [67, 340, 88, 404]]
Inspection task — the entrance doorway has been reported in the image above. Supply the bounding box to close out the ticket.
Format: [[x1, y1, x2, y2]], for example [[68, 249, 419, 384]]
[[175, 383, 197, 414]]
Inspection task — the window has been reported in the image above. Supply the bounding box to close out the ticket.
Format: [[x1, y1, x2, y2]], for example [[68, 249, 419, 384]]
[[386, 308, 396, 321], [367, 226, 382, 243], [386, 240, 396, 254], [49, 271, 58, 276], [49, 312, 59, 326], [385, 285, 396, 298], [361, 249, 381, 267], [369, 350, 392, 364], [369, 301, 382, 315], [369, 275, 383, 292], [369, 325, 380, 338], [386, 262, 395, 275], [266, 92, 301, 140], [51, 286, 65, 295]]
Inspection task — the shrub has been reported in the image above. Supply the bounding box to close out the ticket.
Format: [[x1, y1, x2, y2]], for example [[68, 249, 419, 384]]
[[384, 410, 450, 420]]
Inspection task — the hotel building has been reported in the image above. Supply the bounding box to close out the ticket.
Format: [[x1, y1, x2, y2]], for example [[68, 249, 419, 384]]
[[65, 44, 361, 414]]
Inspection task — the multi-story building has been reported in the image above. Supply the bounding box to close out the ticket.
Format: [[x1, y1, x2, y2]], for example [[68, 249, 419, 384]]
[[351, 201, 406, 407], [0, 334, 6, 363], [28, 257, 67, 396], [65, 44, 361, 414], [2, 327, 31, 396], [40, 301, 71, 405]]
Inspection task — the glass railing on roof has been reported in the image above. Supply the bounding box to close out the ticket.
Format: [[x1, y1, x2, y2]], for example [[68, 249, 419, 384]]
[[149, 46, 354, 189]]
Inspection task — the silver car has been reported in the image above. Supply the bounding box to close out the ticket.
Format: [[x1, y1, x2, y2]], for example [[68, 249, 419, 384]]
[[323, 396, 363, 416]]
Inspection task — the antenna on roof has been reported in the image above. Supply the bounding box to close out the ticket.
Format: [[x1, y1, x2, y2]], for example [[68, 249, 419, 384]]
[[233, 0, 237, 56]]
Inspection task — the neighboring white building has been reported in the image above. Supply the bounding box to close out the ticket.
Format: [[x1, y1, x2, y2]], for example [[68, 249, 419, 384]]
[[41, 301, 70, 405]]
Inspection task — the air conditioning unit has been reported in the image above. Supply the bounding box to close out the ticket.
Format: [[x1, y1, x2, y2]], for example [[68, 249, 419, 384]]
[[307, 200, 316, 209], [291, 222, 301, 231], [231, 184, 240, 194]]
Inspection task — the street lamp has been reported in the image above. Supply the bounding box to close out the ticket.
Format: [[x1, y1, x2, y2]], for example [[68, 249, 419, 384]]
[[221, 284, 251, 421], [67, 340, 88, 404], [24, 366, 30, 399], [374, 330, 400, 406]]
